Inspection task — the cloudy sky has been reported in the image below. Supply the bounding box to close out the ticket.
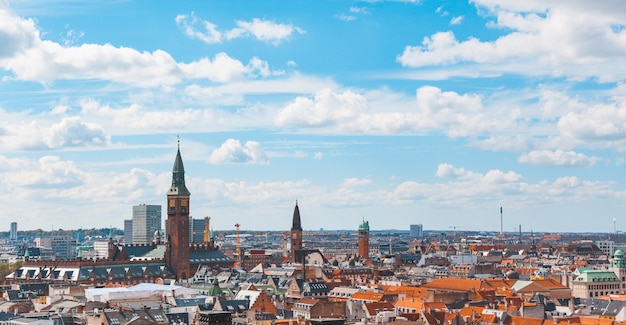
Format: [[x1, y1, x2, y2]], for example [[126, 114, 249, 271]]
[[2, 0, 626, 233]]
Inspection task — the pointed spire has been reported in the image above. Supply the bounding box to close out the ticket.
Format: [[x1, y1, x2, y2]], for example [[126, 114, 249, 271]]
[[168, 139, 190, 195], [291, 200, 302, 232]]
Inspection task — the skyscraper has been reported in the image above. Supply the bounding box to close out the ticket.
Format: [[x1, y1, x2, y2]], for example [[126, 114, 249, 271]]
[[132, 204, 161, 245], [10, 222, 17, 241], [410, 224, 423, 238], [124, 219, 133, 244], [189, 216, 206, 243], [166, 143, 191, 280]]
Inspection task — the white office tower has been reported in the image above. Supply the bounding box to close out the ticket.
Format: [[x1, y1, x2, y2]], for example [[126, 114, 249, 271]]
[[410, 224, 423, 238], [10, 222, 17, 241], [132, 204, 162, 245]]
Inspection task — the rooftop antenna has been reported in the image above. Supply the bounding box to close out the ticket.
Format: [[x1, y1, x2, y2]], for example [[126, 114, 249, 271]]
[[614, 218, 617, 234], [500, 207, 503, 235]]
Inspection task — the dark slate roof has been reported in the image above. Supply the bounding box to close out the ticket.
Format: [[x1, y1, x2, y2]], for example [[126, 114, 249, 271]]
[[124, 245, 160, 258], [217, 300, 249, 313], [109, 267, 126, 279], [129, 266, 144, 278], [145, 265, 162, 277], [17, 247, 40, 257], [198, 303, 214, 311], [189, 250, 233, 265], [19, 283, 48, 296], [93, 268, 108, 280], [0, 312, 19, 322], [305, 281, 329, 294], [580, 298, 611, 315], [166, 312, 189, 325], [174, 297, 206, 307], [6, 290, 33, 301], [603, 301, 626, 317]]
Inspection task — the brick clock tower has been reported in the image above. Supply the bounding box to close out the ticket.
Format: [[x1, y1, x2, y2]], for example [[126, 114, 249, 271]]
[[165, 142, 191, 280], [290, 200, 303, 263], [358, 219, 369, 259]]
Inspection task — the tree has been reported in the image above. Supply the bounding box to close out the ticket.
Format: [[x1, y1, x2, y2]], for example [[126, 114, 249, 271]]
[[0, 261, 22, 284]]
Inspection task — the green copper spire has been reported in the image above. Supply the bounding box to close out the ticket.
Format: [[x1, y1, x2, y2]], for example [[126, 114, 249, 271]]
[[168, 138, 190, 195]]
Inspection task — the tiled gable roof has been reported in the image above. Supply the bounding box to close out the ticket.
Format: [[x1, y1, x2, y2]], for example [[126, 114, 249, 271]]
[[351, 292, 383, 302], [394, 298, 424, 311], [364, 302, 395, 317], [509, 315, 544, 325], [422, 278, 482, 291]]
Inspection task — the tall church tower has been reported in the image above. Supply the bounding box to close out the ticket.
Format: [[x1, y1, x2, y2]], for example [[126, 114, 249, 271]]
[[165, 142, 191, 280], [358, 219, 369, 259], [290, 200, 303, 263]]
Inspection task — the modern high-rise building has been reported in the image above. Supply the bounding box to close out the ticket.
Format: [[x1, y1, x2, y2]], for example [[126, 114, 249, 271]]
[[124, 219, 133, 244], [10, 222, 17, 241], [410, 224, 423, 238], [132, 204, 161, 245], [190, 216, 206, 243], [36, 236, 77, 260]]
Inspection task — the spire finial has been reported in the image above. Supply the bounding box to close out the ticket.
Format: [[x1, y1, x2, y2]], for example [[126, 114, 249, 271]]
[[295, 198, 298, 206], [177, 135, 180, 149]]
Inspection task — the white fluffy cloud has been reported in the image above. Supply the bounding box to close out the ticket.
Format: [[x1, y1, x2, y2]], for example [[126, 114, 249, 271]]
[[0, 115, 109, 150], [176, 13, 304, 45], [518, 150, 600, 167], [0, 6, 275, 87], [398, 1, 626, 81], [275, 88, 368, 128], [393, 163, 611, 209], [208, 139, 269, 164], [275, 86, 499, 137]]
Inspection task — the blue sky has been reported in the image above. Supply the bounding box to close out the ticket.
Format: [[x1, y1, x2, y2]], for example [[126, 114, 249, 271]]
[[2, 0, 626, 233]]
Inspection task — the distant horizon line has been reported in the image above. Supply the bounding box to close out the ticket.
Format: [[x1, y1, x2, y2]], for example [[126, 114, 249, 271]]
[[5, 228, 623, 235]]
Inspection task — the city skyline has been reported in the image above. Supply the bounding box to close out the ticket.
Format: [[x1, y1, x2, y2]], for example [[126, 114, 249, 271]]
[[2, 1, 626, 233]]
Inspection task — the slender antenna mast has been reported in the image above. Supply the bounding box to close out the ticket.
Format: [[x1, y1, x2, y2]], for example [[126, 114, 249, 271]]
[[500, 207, 503, 235]]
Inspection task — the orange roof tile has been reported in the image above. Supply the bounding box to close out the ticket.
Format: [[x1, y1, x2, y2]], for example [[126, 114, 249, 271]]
[[532, 279, 570, 290], [351, 292, 383, 302], [544, 317, 581, 325], [579, 315, 614, 325], [381, 285, 429, 299], [482, 278, 517, 290], [425, 301, 447, 311], [394, 298, 424, 311], [459, 306, 484, 319], [509, 315, 544, 325], [422, 278, 482, 292], [481, 313, 497, 324]]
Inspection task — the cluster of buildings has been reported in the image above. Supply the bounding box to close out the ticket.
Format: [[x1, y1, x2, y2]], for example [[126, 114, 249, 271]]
[[5, 145, 626, 325]]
